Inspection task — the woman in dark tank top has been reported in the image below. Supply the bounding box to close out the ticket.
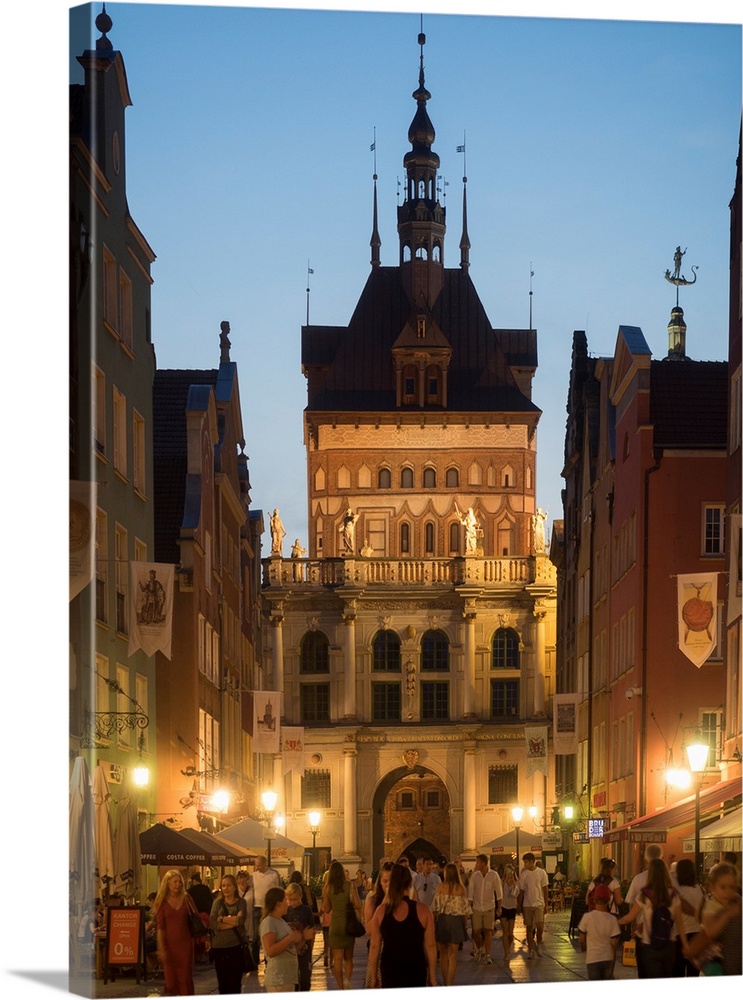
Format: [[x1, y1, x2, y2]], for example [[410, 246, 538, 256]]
[[365, 863, 437, 988]]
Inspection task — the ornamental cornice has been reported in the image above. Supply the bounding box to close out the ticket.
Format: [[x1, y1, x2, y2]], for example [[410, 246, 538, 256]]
[[352, 729, 528, 744]]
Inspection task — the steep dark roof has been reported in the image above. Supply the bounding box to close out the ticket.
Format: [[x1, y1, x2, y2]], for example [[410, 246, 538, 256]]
[[650, 360, 728, 450], [153, 368, 218, 565], [302, 266, 540, 416]]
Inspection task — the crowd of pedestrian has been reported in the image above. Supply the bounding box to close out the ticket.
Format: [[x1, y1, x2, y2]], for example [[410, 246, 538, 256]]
[[137, 843, 739, 994]]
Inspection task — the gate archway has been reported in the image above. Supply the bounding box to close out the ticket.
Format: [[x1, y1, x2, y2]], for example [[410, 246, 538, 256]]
[[371, 765, 451, 866]]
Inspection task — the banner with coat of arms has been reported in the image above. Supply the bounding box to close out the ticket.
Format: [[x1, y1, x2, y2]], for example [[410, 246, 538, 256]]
[[525, 725, 549, 777], [253, 691, 281, 754], [677, 573, 718, 668], [128, 562, 175, 659], [553, 693, 580, 755], [281, 727, 305, 774]]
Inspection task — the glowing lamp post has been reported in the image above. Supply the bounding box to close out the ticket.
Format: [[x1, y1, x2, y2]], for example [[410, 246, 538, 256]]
[[512, 805, 524, 872], [262, 788, 279, 867], [686, 740, 709, 881], [308, 810, 322, 877]]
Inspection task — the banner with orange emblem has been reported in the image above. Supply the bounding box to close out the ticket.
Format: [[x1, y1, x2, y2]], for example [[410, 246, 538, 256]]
[[677, 573, 718, 668]]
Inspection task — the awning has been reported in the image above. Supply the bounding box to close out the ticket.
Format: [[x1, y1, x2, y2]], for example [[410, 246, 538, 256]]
[[682, 806, 742, 853], [603, 776, 742, 844]]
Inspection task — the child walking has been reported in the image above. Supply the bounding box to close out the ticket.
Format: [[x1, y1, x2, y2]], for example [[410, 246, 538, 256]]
[[577, 884, 621, 980]]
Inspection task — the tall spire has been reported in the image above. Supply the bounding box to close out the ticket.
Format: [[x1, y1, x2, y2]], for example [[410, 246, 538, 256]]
[[458, 137, 469, 270], [370, 128, 381, 268], [397, 25, 446, 304]]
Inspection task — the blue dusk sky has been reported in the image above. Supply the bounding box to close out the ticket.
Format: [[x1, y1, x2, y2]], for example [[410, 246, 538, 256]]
[[2, 2, 741, 997], [67, 0, 742, 550]]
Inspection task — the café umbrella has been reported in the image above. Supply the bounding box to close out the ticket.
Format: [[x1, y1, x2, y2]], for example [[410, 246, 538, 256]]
[[92, 763, 115, 893], [69, 755, 96, 907], [112, 788, 142, 896], [140, 822, 246, 866], [217, 816, 304, 856]]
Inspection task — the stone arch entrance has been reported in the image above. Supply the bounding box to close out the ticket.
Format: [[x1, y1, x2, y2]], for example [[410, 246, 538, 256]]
[[371, 764, 451, 866]]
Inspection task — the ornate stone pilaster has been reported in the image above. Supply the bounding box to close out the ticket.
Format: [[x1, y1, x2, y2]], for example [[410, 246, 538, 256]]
[[342, 602, 357, 719], [532, 601, 547, 717], [462, 607, 477, 718], [462, 741, 478, 856], [341, 739, 360, 863], [270, 603, 284, 696]]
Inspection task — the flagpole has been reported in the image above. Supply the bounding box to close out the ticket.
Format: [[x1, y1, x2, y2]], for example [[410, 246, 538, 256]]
[[529, 263, 535, 329], [306, 260, 313, 326]]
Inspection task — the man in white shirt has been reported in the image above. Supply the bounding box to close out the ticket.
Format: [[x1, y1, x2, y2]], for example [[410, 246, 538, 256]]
[[624, 844, 664, 979], [466, 854, 503, 963], [412, 856, 441, 907], [517, 852, 549, 957], [250, 855, 281, 965]]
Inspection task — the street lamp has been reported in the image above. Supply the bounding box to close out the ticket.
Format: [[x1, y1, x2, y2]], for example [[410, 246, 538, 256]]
[[512, 805, 524, 872], [686, 739, 709, 882], [308, 810, 322, 877], [262, 788, 278, 867]]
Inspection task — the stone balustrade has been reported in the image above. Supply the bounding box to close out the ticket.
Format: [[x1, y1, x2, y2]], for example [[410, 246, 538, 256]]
[[262, 553, 554, 589]]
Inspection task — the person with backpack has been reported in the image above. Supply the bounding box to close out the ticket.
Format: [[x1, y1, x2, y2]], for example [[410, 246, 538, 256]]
[[618, 858, 688, 978], [624, 843, 664, 977], [585, 858, 623, 914]]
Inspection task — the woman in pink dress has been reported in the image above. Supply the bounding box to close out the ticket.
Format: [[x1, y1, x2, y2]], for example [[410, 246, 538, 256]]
[[153, 870, 195, 996]]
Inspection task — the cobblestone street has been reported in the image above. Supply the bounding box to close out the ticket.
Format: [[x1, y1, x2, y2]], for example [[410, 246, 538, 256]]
[[67, 910, 640, 997]]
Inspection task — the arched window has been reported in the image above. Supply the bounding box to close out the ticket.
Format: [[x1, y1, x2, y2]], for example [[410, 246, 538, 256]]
[[300, 631, 330, 673], [401, 467, 414, 488], [445, 467, 459, 487], [400, 522, 410, 554], [449, 521, 461, 553], [492, 628, 520, 670], [421, 630, 449, 671], [372, 630, 401, 672], [424, 521, 435, 554], [378, 468, 391, 489], [337, 465, 351, 489], [423, 467, 437, 488]]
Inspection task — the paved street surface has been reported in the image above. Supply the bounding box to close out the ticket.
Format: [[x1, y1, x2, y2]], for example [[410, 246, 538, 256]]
[[68, 910, 640, 997]]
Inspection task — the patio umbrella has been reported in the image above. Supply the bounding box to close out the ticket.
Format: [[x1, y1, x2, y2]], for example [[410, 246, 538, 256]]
[[69, 756, 96, 908], [218, 816, 304, 856], [92, 764, 115, 894], [141, 822, 228, 866], [479, 830, 543, 855], [112, 788, 142, 897], [177, 827, 248, 865]]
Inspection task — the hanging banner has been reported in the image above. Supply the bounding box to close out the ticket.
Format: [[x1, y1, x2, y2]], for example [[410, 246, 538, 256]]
[[70, 480, 97, 601], [728, 514, 741, 625], [677, 573, 718, 668], [553, 693, 580, 755], [128, 563, 175, 659], [281, 727, 305, 774], [253, 691, 281, 754], [525, 725, 549, 777]]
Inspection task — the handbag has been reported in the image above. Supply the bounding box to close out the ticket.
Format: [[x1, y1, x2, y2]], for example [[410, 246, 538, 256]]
[[346, 901, 366, 938], [185, 897, 209, 938], [234, 930, 256, 973]]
